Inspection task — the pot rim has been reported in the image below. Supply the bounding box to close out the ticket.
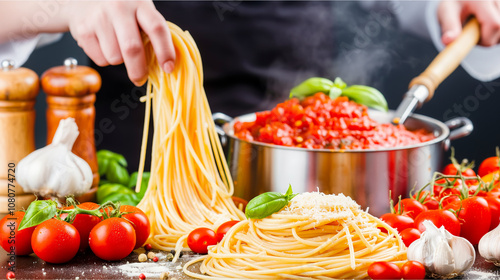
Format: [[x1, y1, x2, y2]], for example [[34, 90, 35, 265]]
[[221, 111, 450, 153]]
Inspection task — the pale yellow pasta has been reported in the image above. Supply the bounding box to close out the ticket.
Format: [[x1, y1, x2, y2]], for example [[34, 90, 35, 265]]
[[184, 193, 407, 279], [136, 22, 245, 261]]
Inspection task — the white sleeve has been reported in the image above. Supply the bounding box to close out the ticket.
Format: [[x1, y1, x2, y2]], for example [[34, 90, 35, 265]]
[[0, 33, 63, 67], [361, 1, 500, 82]]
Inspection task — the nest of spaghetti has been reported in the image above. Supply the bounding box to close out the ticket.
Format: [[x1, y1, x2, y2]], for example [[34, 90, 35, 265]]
[[184, 192, 407, 279]]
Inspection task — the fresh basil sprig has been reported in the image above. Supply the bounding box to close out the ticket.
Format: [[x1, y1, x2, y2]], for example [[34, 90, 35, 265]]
[[18, 200, 57, 231], [289, 77, 388, 112], [245, 185, 297, 219]]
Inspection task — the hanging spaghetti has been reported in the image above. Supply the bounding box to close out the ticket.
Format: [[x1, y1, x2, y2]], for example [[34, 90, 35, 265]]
[[184, 192, 407, 279], [136, 22, 245, 260]]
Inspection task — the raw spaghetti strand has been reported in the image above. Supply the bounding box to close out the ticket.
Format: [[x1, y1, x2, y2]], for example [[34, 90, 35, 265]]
[[184, 192, 406, 279], [137, 22, 244, 257]]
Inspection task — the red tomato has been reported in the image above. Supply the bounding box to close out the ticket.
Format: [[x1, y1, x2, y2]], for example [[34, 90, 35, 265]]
[[413, 191, 439, 210], [414, 209, 461, 236], [61, 202, 101, 252], [443, 164, 477, 185], [380, 213, 414, 233], [367, 261, 401, 279], [445, 196, 491, 245], [89, 217, 136, 261], [187, 227, 217, 254], [216, 221, 239, 242], [479, 156, 500, 177], [0, 211, 36, 256], [485, 195, 500, 230], [119, 205, 150, 249], [401, 261, 426, 279], [394, 198, 427, 219], [31, 219, 80, 263], [441, 195, 461, 208], [400, 228, 421, 248]]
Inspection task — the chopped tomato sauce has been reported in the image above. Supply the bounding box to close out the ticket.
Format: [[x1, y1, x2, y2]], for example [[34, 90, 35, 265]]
[[233, 93, 434, 150]]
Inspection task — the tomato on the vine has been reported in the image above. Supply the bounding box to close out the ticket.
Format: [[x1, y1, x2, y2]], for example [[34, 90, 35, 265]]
[[479, 156, 500, 178], [445, 196, 491, 245], [216, 221, 239, 242], [187, 227, 217, 254], [119, 205, 150, 249], [401, 261, 426, 280], [400, 228, 421, 248], [413, 191, 439, 210], [394, 198, 427, 220], [31, 219, 80, 263], [0, 212, 36, 255], [485, 195, 500, 230], [367, 261, 401, 279], [414, 209, 460, 236], [61, 202, 101, 251], [89, 217, 136, 261], [380, 213, 414, 233]]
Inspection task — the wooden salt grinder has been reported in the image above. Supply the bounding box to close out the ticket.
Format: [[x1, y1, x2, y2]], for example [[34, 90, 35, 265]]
[[42, 58, 101, 190], [0, 60, 39, 211]]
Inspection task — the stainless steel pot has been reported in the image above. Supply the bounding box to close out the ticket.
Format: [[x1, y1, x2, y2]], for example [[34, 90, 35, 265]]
[[214, 111, 473, 216]]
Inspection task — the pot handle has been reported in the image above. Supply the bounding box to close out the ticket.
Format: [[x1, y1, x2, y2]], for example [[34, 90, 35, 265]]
[[445, 117, 473, 141], [212, 112, 233, 147]]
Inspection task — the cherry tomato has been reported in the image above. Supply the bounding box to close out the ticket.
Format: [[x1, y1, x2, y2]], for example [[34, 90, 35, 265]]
[[434, 178, 461, 198], [380, 213, 414, 233], [394, 198, 427, 220], [400, 228, 421, 248], [413, 191, 439, 210], [445, 196, 491, 245], [119, 205, 151, 249], [0, 211, 36, 256], [479, 156, 500, 178], [60, 202, 101, 251], [89, 217, 136, 261], [441, 194, 461, 208], [31, 219, 80, 263], [414, 209, 460, 236], [485, 195, 500, 230], [187, 227, 217, 254], [401, 261, 426, 279], [216, 221, 239, 242], [367, 261, 401, 279], [443, 163, 477, 185]]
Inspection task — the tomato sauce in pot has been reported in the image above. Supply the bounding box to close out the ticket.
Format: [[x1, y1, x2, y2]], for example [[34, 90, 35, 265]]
[[233, 93, 434, 150]]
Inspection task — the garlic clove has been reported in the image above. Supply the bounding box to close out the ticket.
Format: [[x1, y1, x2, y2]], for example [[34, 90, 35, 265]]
[[479, 223, 500, 266], [450, 236, 475, 273], [432, 236, 455, 276]]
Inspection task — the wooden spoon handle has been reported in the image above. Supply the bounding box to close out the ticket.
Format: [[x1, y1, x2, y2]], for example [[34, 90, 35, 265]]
[[409, 18, 480, 101]]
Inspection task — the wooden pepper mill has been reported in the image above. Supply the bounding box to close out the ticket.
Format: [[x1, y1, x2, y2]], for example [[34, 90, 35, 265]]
[[0, 60, 38, 213], [42, 58, 101, 200]]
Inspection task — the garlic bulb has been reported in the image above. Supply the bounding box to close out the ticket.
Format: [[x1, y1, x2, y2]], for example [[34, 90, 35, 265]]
[[16, 118, 92, 197], [407, 220, 475, 279], [479, 223, 500, 266]]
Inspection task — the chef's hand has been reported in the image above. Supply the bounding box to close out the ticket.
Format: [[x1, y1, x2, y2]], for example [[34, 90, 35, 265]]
[[66, 0, 176, 86], [438, 0, 500, 47]]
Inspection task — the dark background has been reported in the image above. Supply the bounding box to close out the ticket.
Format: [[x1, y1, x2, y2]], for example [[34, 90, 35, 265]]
[[22, 1, 500, 172]]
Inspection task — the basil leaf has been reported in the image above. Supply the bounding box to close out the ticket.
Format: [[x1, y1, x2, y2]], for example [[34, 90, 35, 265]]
[[289, 77, 334, 99], [18, 200, 57, 231], [333, 77, 347, 89], [97, 156, 109, 177], [106, 160, 130, 186], [341, 85, 388, 112], [97, 150, 128, 167], [329, 86, 342, 100], [245, 192, 288, 219]]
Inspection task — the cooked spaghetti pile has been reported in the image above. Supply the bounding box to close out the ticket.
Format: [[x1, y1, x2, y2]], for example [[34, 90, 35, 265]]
[[136, 22, 244, 260], [185, 192, 406, 279]]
